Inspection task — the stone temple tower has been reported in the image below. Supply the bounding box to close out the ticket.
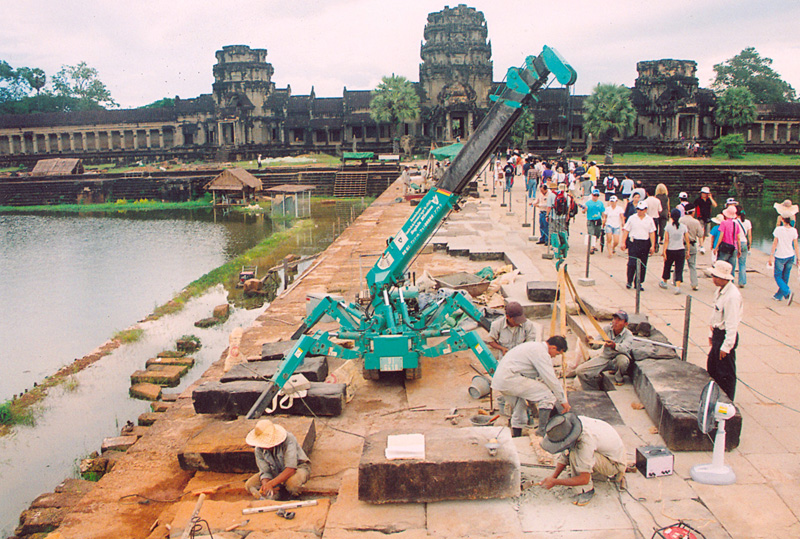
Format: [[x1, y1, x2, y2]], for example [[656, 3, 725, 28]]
[[419, 4, 493, 141], [212, 45, 275, 146]]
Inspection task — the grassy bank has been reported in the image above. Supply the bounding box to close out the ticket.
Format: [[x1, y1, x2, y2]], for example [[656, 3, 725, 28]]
[[0, 198, 213, 213], [586, 152, 800, 167]]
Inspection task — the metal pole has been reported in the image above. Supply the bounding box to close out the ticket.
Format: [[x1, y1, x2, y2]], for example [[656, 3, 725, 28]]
[[585, 236, 591, 278], [491, 164, 497, 198], [522, 194, 530, 227], [681, 295, 692, 361], [500, 183, 507, 207], [635, 259, 641, 314], [506, 184, 514, 215]]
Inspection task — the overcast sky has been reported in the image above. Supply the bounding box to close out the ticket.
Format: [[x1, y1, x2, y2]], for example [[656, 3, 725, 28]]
[[2, 0, 799, 109]]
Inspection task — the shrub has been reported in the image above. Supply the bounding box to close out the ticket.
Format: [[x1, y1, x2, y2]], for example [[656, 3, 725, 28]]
[[714, 134, 746, 159], [113, 328, 144, 343], [0, 401, 11, 425]]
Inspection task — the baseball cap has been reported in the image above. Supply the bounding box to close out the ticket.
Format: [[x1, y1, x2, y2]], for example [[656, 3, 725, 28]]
[[726, 197, 738, 206], [701, 187, 711, 194], [592, 189, 600, 195], [636, 201, 647, 210], [612, 310, 629, 322], [505, 301, 527, 324], [609, 195, 618, 202], [678, 192, 688, 199]]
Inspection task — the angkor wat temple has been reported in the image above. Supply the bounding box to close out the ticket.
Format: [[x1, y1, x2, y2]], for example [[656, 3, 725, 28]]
[[1, 4, 799, 163]]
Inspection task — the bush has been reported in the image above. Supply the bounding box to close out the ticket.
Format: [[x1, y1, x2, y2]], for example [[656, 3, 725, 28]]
[[0, 401, 11, 425], [113, 328, 144, 343], [714, 134, 746, 159]]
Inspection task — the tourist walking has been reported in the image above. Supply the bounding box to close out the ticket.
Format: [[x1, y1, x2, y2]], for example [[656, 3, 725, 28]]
[[602, 170, 618, 201], [619, 173, 634, 201], [769, 212, 800, 302], [655, 183, 670, 244], [623, 192, 641, 225], [774, 199, 798, 227], [644, 189, 663, 249], [707, 260, 743, 400], [533, 184, 554, 244], [676, 192, 689, 217], [620, 201, 656, 290], [693, 187, 717, 253], [735, 209, 752, 288], [679, 204, 704, 291], [714, 206, 740, 268], [659, 208, 690, 294], [582, 189, 605, 254], [604, 196, 625, 256]]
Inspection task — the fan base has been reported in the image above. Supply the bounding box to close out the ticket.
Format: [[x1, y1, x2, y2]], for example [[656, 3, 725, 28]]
[[690, 463, 736, 485]]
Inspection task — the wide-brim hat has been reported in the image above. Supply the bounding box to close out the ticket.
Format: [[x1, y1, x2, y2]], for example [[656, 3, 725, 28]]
[[709, 260, 734, 281], [722, 206, 737, 220], [246, 420, 287, 449], [541, 412, 583, 454], [710, 215, 723, 225], [774, 200, 799, 218]]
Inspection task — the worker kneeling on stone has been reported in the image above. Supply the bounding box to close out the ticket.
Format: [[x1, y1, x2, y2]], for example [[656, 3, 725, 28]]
[[576, 310, 634, 389], [538, 413, 627, 506], [486, 301, 538, 359], [245, 419, 311, 500], [491, 337, 570, 438]]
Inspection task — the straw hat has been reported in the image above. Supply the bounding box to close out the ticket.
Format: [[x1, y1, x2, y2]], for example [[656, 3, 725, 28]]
[[246, 420, 287, 449], [774, 199, 799, 219], [722, 206, 737, 220], [710, 215, 723, 225], [541, 412, 583, 454], [709, 260, 734, 281]]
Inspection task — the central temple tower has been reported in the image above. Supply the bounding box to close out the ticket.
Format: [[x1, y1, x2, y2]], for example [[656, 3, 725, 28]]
[[419, 4, 493, 141]]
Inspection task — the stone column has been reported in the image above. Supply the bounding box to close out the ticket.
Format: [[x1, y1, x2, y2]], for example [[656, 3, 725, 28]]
[[133, 130, 139, 149], [158, 128, 164, 148], [69, 133, 75, 151], [174, 126, 184, 147], [32, 135, 39, 154], [787, 124, 792, 143], [55, 133, 62, 152], [760, 123, 766, 143]]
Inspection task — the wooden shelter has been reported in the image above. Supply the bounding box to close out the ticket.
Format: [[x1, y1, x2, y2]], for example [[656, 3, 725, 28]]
[[31, 158, 84, 176], [204, 167, 262, 205]]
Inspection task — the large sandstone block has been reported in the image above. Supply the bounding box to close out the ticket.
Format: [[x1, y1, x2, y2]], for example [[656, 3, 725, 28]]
[[192, 381, 346, 417], [222, 356, 328, 383], [567, 391, 624, 425], [130, 365, 186, 387], [129, 382, 162, 401], [101, 435, 138, 453], [633, 359, 741, 451], [261, 340, 300, 361], [358, 427, 520, 503], [178, 417, 315, 472], [16, 507, 68, 536], [146, 355, 195, 368], [526, 281, 557, 302]]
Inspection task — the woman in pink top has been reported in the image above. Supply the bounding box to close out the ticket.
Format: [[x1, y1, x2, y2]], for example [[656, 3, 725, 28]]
[[714, 206, 740, 267]]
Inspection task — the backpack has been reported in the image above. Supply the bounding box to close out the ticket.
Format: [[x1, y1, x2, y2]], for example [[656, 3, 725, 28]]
[[605, 176, 615, 191], [554, 192, 569, 215]]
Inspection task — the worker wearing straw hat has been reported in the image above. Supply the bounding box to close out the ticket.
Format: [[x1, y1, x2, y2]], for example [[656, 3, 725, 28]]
[[707, 260, 743, 400], [244, 419, 311, 500]]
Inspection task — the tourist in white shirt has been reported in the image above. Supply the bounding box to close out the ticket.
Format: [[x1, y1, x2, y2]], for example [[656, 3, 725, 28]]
[[620, 201, 656, 290], [603, 196, 625, 257], [769, 215, 800, 302], [707, 260, 743, 399]]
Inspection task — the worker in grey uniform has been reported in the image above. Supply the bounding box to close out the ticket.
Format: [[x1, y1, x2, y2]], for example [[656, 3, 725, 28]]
[[491, 337, 571, 438], [575, 310, 634, 389], [245, 419, 311, 500], [486, 301, 538, 359], [539, 412, 628, 506]]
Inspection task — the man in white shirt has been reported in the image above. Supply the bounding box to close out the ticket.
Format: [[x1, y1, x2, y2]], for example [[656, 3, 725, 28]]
[[491, 337, 571, 438], [620, 201, 656, 290], [707, 260, 743, 400]]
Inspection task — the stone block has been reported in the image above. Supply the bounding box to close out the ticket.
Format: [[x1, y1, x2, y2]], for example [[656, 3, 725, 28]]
[[157, 350, 187, 358], [138, 412, 161, 426], [633, 359, 741, 451], [130, 365, 185, 387], [577, 277, 595, 286], [358, 427, 520, 503], [213, 303, 231, 320], [222, 356, 329, 383], [16, 507, 68, 536], [150, 401, 172, 412], [146, 355, 195, 368], [30, 491, 84, 509], [526, 281, 558, 302], [54, 478, 94, 495], [627, 313, 651, 336], [567, 391, 624, 425], [192, 381, 346, 417], [195, 317, 222, 328], [161, 392, 179, 402], [178, 417, 315, 472], [177, 338, 200, 352], [101, 435, 138, 453], [578, 296, 616, 320], [129, 382, 162, 401], [261, 340, 299, 361]]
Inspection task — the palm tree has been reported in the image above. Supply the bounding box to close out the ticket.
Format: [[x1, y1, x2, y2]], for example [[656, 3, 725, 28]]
[[582, 84, 637, 164], [715, 87, 757, 136], [370, 75, 420, 153]]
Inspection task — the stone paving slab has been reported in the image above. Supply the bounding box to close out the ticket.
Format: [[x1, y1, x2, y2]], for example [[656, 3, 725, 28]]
[[426, 498, 524, 537], [325, 469, 426, 533], [567, 390, 624, 425], [221, 356, 329, 383], [358, 427, 519, 503]]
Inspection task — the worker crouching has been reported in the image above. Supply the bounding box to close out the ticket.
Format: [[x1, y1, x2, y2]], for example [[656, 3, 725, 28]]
[[490, 337, 571, 438], [576, 310, 634, 389], [538, 413, 628, 506], [245, 419, 312, 500]]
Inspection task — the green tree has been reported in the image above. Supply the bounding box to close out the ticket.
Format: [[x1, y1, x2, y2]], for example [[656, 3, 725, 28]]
[[582, 84, 637, 164], [714, 134, 746, 159], [52, 61, 117, 110], [508, 109, 535, 148], [715, 87, 757, 134], [16, 67, 46, 94], [712, 47, 796, 104], [141, 97, 175, 109], [369, 74, 420, 153]]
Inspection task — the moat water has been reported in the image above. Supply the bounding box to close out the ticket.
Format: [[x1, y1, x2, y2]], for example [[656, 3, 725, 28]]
[[0, 200, 367, 536]]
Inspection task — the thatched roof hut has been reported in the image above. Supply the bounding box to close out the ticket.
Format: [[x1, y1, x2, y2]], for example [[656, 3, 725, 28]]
[[204, 167, 262, 205], [31, 158, 84, 176]]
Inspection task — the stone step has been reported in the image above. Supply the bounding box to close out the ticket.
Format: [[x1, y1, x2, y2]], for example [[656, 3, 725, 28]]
[[130, 365, 186, 387], [138, 412, 162, 426], [157, 350, 187, 358], [178, 417, 315, 472], [16, 507, 69, 536], [358, 427, 520, 503], [222, 356, 329, 383], [633, 359, 741, 451], [101, 435, 138, 453], [150, 401, 172, 413], [145, 356, 195, 368], [129, 382, 162, 401], [192, 381, 347, 417]]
